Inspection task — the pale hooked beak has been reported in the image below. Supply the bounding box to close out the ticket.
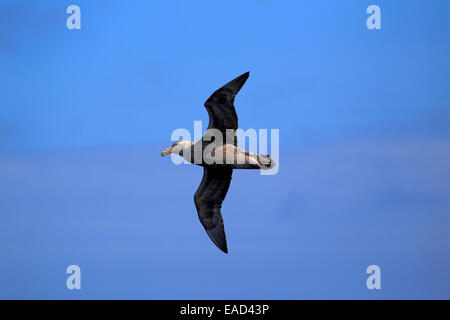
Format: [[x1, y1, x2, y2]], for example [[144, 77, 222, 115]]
[[161, 147, 173, 156]]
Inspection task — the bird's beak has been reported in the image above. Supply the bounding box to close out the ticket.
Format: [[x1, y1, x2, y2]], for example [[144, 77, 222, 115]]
[[161, 146, 173, 156], [223, 71, 250, 95]]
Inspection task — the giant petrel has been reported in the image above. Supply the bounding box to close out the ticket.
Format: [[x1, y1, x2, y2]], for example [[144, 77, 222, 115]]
[[161, 72, 275, 253]]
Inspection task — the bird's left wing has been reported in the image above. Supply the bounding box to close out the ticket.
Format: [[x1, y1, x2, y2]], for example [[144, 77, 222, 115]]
[[203, 72, 249, 146], [194, 166, 233, 253]]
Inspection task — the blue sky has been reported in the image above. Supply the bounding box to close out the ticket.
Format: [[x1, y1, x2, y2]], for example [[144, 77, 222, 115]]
[[0, 0, 449, 299]]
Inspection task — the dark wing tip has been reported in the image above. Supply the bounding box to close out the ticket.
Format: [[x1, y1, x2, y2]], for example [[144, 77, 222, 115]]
[[203, 216, 228, 254], [241, 71, 250, 78], [222, 71, 250, 95], [204, 229, 228, 253], [208, 232, 228, 254]]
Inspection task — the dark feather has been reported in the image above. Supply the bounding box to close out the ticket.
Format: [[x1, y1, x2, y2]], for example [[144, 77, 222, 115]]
[[203, 72, 249, 146], [194, 166, 233, 253]]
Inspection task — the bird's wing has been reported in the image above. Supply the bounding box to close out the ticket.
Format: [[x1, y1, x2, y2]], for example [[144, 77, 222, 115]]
[[194, 166, 233, 253], [203, 72, 249, 146]]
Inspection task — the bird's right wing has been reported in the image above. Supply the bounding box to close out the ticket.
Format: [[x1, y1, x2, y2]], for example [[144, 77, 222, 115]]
[[203, 72, 249, 146], [194, 166, 233, 253]]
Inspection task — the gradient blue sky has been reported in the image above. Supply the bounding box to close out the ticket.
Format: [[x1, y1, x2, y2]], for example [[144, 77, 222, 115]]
[[1, 0, 449, 299]]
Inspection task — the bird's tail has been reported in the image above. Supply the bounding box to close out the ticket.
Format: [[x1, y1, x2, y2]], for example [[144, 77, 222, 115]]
[[229, 152, 276, 170], [257, 154, 275, 170]]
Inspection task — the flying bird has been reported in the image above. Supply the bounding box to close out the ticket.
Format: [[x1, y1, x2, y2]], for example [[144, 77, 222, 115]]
[[161, 72, 275, 253]]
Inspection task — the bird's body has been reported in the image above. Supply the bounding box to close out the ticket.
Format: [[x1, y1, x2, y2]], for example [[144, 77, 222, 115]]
[[161, 72, 275, 253], [172, 141, 274, 170]]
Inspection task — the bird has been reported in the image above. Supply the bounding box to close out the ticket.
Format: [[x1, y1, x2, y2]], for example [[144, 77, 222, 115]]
[[161, 72, 275, 253]]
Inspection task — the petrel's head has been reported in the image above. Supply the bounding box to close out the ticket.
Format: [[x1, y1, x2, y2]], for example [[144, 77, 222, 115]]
[[161, 140, 192, 156]]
